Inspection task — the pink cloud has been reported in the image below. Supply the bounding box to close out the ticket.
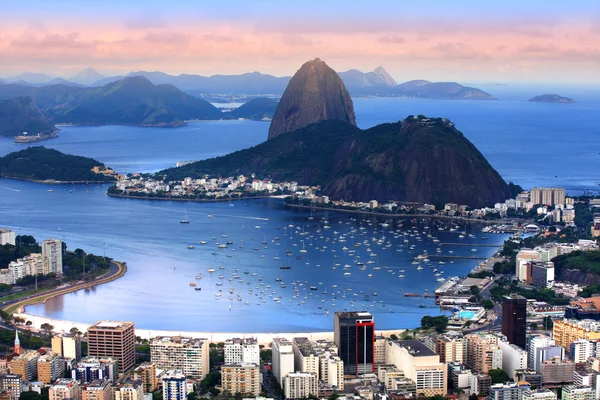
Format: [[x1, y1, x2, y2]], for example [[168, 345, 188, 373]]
[[378, 35, 405, 44]]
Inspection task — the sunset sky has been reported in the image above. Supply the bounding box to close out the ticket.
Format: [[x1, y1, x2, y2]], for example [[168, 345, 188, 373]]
[[2, 0, 599, 83]]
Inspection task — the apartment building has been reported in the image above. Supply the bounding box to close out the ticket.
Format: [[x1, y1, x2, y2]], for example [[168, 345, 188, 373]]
[[150, 337, 209, 381], [465, 333, 502, 374], [162, 370, 187, 400], [283, 372, 317, 400], [49, 379, 81, 400], [52, 333, 82, 361], [220, 363, 260, 396], [224, 338, 259, 365], [271, 338, 294, 385], [12, 350, 39, 382], [554, 319, 600, 349], [37, 350, 65, 384], [82, 379, 113, 400], [73, 357, 119, 383], [0, 374, 22, 400], [114, 379, 144, 400], [133, 362, 157, 393], [41, 239, 63, 277]]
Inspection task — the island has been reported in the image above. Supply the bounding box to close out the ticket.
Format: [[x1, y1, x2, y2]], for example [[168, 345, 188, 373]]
[[529, 94, 575, 103], [0, 146, 120, 183]]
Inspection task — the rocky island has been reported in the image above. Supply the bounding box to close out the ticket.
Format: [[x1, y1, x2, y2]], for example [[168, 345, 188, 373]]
[[529, 94, 575, 103]]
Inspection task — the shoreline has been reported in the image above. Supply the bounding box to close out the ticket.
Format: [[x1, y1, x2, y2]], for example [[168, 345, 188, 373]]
[[0, 176, 114, 185], [107, 192, 286, 203]]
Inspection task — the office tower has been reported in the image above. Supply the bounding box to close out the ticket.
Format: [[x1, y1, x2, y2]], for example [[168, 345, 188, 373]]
[[49, 379, 81, 400], [150, 336, 209, 380], [334, 311, 374, 374], [220, 363, 260, 396], [42, 239, 63, 277], [223, 338, 260, 365], [114, 379, 144, 400], [87, 321, 135, 373], [502, 295, 527, 349], [82, 379, 113, 400], [133, 362, 157, 393], [37, 350, 65, 384], [271, 338, 294, 385], [52, 333, 82, 361], [530, 262, 555, 288], [283, 372, 318, 400], [162, 370, 187, 400]]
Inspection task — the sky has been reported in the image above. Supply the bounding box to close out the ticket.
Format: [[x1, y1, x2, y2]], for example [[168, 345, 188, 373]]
[[1, 0, 599, 84]]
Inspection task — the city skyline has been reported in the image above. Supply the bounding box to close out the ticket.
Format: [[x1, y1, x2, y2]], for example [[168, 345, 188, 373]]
[[1, 0, 599, 84]]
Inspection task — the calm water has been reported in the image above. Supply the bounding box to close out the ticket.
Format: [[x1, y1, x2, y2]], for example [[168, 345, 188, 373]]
[[0, 95, 598, 332]]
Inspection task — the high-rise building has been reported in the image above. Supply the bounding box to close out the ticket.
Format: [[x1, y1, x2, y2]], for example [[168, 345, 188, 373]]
[[334, 311, 374, 374], [373, 336, 387, 365], [521, 389, 557, 400], [554, 319, 600, 349], [0, 229, 15, 246], [489, 382, 530, 400], [292, 338, 320, 379], [530, 188, 566, 206], [42, 239, 63, 277], [82, 379, 113, 400], [465, 333, 502, 374], [223, 338, 259, 365], [73, 357, 119, 383], [516, 250, 542, 282], [570, 340, 599, 364], [283, 372, 318, 400], [0, 374, 22, 400], [539, 357, 575, 388], [37, 350, 65, 384], [12, 350, 39, 382], [530, 262, 555, 288], [133, 362, 157, 393], [561, 385, 594, 400], [87, 321, 135, 373], [271, 338, 294, 385], [114, 379, 144, 400], [150, 336, 209, 380], [162, 370, 187, 400], [52, 333, 82, 361], [498, 340, 527, 380], [220, 363, 260, 396], [502, 295, 527, 349], [49, 379, 81, 400], [527, 335, 555, 371], [424, 332, 466, 364]]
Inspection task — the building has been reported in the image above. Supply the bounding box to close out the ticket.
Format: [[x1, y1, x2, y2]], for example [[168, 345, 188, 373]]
[[271, 338, 294, 385], [521, 389, 557, 400], [469, 373, 492, 396], [73, 357, 119, 383], [0, 374, 22, 400], [385, 340, 447, 397], [464, 333, 502, 374], [527, 335, 555, 371], [14, 330, 22, 356], [150, 337, 209, 380], [87, 321, 135, 373], [488, 382, 530, 400], [561, 385, 594, 400], [0, 229, 15, 246], [283, 372, 317, 400], [41, 239, 63, 277], [220, 363, 260, 396], [292, 338, 320, 379], [573, 369, 600, 398], [334, 311, 374, 374], [11, 350, 39, 382], [553, 319, 600, 349], [114, 380, 144, 400], [316, 341, 344, 390], [566, 297, 600, 321], [425, 332, 465, 364], [21, 253, 48, 277], [37, 350, 65, 384], [539, 357, 575, 388], [530, 188, 566, 206], [224, 338, 259, 365], [133, 362, 157, 393], [49, 379, 81, 400], [82, 379, 113, 400], [502, 295, 527, 349], [52, 333, 82, 361], [514, 370, 543, 389], [373, 336, 387, 365], [498, 340, 527, 380], [570, 340, 599, 364], [530, 262, 555, 288], [162, 370, 187, 400], [516, 250, 542, 282]]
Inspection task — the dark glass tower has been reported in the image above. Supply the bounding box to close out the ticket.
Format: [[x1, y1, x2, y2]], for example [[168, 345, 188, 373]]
[[502, 295, 527, 349], [334, 311, 374, 374]]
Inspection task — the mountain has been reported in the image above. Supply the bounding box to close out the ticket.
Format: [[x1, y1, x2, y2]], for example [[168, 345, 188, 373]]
[[529, 94, 575, 103], [228, 98, 278, 120], [91, 76, 125, 87], [338, 66, 397, 94], [268, 58, 356, 140], [0, 83, 86, 109], [0, 96, 56, 137], [6, 72, 53, 84], [161, 116, 511, 208], [69, 68, 105, 85], [391, 81, 495, 99], [47, 78, 81, 87], [51, 76, 222, 126], [0, 147, 116, 182]]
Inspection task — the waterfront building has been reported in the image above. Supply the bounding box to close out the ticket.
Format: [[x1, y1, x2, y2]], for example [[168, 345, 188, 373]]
[[220, 363, 260, 396], [502, 295, 527, 349], [11, 350, 39, 382], [37, 350, 65, 384], [0, 374, 22, 399], [498, 340, 527, 380], [488, 382, 530, 400], [224, 338, 259, 365], [516, 250, 542, 282], [162, 370, 187, 400], [87, 321, 135, 373], [52, 333, 82, 361], [373, 336, 387, 365], [0, 229, 15, 246], [553, 319, 600, 349], [149, 337, 209, 380], [271, 338, 294, 385], [41, 239, 63, 277], [521, 389, 557, 400], [114, 379, 144, 400], [283, 372, 317, 400], [133, 362, 157, 393], [561, 385, 594, 400], [7, 261, 25, 285], [334, 311, 374, 374], [539, 357, 575, 388], [82, 379, 113, 400], [385, 340, 447, 397], [464, 333, 502, 374], [73, 357, 119, 383], [49, 379, 81, 400]]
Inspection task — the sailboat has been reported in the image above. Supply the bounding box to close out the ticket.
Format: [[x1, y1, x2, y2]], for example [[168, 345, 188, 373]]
[[180, 209, 190, 224]]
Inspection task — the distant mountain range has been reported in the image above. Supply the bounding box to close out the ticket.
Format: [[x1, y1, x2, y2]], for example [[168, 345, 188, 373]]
[[0, 96, 57, 136], [3, 67, 495, 99]]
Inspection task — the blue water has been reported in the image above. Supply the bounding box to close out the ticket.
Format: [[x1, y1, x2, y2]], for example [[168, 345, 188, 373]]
[[0, 95, 598, 332], [458, 311, 476, 319]]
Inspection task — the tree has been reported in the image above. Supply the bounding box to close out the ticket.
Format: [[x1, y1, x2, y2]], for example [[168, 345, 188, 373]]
[[530, 322, 538, 331], [389, 334, 399, 340], [488, 368, 512, 384], [420, 316, 448, 333], [40, 323, 54, 334], [26, 321, 32, 327], [483, 300, 494, 310], [469, 394, 479, 400], [70, 327, 79, 335]]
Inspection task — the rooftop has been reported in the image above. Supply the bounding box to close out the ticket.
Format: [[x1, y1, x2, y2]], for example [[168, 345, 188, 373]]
[[90, 321, 134, 330], [335, 311, 373, 320], [394, 340, 438, 357]]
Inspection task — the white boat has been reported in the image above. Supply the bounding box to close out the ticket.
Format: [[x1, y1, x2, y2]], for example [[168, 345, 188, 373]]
[[199, 240, 207, 245], [180, 209, 190, 224], [207, 268, 216, 273]]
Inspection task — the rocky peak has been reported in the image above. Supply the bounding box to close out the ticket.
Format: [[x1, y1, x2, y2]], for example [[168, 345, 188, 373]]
[[267, 58, 356, 140], [373, 66, 397, 86]]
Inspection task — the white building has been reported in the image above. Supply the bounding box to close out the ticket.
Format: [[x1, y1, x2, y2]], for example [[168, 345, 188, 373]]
[[0, 228, 16, 246], [42, 239, 63, 277], [162, 370, 187, 400], [283, 372, 317, 400], [498, 340, 527, 380], [150, 337, 209, 380], [522, 389, 557, 400], [570, 340, 598, 364], [561, 385, 594, 400], [516, 249, 542, 282], [224, 338, 260, 365], [489, 382, 530, 400], [8, 260, 25, 284], [271, 338, 294, 385], [527, 335, 555, 371], [292, 338, 320, 379]]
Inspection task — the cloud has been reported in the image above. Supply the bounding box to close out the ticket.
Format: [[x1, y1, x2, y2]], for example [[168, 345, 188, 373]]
[[12, 32, 92, 49], [123, 16, 168, 30], [378, 35, 405, 44], [281, 35, 313, 47], [143, 32, 191, 45], [520, 44, 557, 53], [200, 34, 236, 43]]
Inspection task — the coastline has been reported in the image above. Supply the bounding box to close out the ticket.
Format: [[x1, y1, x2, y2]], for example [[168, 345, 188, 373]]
[[0, 175, 114, 185], [107, 192, 286, 203]]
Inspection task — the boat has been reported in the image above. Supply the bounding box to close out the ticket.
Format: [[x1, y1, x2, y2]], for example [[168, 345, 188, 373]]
[[207, 214, 213, 218], [279, 265, 291, 270], [404, 293, 420, 297], [207, 268, 216, 273], [187, 245, 195, 249], [180, 209, 190, 224], [199, 240, 207, 245], [47, 189, 54, 192], [189, 282, 196, 287], [195, 287, 202, 291]]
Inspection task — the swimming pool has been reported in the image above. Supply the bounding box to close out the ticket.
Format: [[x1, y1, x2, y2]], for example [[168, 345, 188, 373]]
[[458, 310, 476, 319]]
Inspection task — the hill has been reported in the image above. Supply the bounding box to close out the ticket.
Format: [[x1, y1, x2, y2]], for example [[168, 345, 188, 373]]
[[0, 96, 57, 137], [529, 94, 575, 103], [338, 67, 397, 94], [0, 147, 116, 182], [69, 68, 105, 85], [392, 81, 495, 99], [228, 98, 278, 120], [161, 116, 511, 208]]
